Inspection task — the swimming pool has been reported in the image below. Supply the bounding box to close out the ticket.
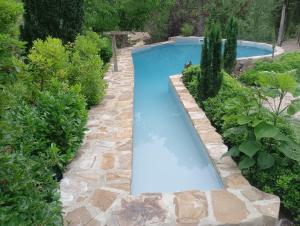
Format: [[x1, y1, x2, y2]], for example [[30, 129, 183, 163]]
[[131, 40, 272, 195]]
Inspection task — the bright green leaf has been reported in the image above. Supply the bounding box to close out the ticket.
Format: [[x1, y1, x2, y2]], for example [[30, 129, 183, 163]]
[[254, 122, 280, 140], [237, 115, 251, 125], [239, 141, 260, 158], [278, 142, 300, 162], [287, 99, 300, 115]]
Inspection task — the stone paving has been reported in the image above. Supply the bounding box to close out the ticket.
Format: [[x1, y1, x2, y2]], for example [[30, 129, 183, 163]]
[[60, 44, 280, 226]]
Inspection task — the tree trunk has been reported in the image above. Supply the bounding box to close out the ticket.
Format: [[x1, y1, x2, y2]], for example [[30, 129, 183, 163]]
[[277, 1, 287, 46]]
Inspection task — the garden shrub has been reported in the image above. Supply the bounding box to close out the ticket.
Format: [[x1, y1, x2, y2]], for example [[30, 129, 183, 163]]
[[185, 71, 300, 223], [99, 36, 112, 64], [27, 37, 69, 91], [239, 53, 300, 86], [0, 152, 63, 225], [182, 65, 201, 101], [70, 32, 106, 107], [4, 80, 87, 178], [246, 162, 300, 224]]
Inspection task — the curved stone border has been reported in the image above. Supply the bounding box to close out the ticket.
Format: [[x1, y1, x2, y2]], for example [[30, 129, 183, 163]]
[[60, 44, 280, 226]]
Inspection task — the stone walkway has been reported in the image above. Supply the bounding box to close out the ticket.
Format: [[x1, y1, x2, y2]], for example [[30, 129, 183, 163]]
[[60, 47, 134, 226]]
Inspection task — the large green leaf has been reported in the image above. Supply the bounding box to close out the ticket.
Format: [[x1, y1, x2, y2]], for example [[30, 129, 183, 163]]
[[238, 156, 256, 169], [257, 152, 275, 169], [287, 99, 300, 116], [237, 115, 251, 125], [239, 141, 260, 158], [222, 146, 240, 158], [278, 142, 300, 162], [254, 122, 280, 140]]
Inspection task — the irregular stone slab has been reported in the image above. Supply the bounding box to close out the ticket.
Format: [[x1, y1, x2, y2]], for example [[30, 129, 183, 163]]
[[211, 190, 248, 224], [242, 186, 279, 202], [90, 189, 118, 211], [101, 153, 115, 170], [174, 191, 208, 224], [64, 206, 93, 226], [86, 218, 102, 226], [224, 173, 251, 189], [115, 196, 167, 226]]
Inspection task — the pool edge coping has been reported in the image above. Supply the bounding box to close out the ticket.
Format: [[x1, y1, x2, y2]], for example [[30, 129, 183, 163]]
[[132, 36, 285, 61], [169, 74, 280, 225]]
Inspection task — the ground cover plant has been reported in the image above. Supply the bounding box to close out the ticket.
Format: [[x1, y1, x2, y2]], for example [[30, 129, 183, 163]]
[[183, 53, 300, 223]]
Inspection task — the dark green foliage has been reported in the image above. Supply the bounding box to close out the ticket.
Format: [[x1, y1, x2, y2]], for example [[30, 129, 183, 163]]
[[0, 152, 63, 225], [21, 0, 84, 47], [224, 17, 238, 74], [60, 0, 84, 43], [4, 80, 87, 178], [21, 0, 62, 47], [200, 23, 223, 100], [247, 162, 300, 224], [185, 71, 300, 224], [99, 37, 113, 64]]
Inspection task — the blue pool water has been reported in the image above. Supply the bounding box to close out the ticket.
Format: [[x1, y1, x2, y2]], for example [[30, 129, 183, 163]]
[[131, 41, 272, 195]]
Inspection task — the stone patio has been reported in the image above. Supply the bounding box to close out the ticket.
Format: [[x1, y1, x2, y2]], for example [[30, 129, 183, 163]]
[[60, 42, 280, 226]]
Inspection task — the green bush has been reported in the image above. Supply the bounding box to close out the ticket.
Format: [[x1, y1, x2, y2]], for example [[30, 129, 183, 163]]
[[185, 72, 300, 223], [4, 80, 87, 178], [0, 152, 63, 225], [27, 37, 69, 91], [99, 37, 112, 64], [70, 32, 106, 107], [182, 65, 201, 100], [240, 53, 300, 86], [247, 162, 300, 224], [180, 23, 193, 36]]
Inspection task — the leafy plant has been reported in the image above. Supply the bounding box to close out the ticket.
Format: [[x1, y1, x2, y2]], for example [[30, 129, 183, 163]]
[[27, 37, 69, 91], [0, 152, 63, 225], [70, 32, 106, 107], [182, 65, 201, 101], [4, 80, 87, 178]]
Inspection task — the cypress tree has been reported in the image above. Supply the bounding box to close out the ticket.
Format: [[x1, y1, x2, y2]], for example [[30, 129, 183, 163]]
[[60, 0, 84, 43], [21, 0, 84, 48], [200, 23, 223, 100], [223, 16, 238, 74], [209, 23, 222, 97], [21, 0, 61, 48], [199, 32, 210, 100]]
